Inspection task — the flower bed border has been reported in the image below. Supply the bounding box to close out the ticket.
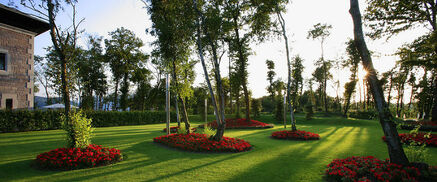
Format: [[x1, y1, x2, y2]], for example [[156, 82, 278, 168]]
[[271, 130, 320, 141], [382, 133, 437, 147], [33, 144, 124, 171], [153, 133, 252, 153], [325, 156, 422, 182]]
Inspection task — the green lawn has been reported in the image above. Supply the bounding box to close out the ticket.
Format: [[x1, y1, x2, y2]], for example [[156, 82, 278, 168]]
[[1, 115, 436, 181]]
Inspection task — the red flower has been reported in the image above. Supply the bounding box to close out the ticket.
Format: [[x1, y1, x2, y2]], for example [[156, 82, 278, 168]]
[[382, 133, 437, 147], [153, 133, 252, 152], [35, 144, 123, 170], [271, 130, 320, 140], [325, 156, 421, 181]]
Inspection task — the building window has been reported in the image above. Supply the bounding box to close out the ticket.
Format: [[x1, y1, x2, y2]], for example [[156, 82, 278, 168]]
[[6, 99, 13, 110], [0, 53, 6, 71]]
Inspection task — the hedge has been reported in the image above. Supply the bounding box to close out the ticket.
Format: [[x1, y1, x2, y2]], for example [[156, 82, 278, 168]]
[[0, 110, 176, 132]]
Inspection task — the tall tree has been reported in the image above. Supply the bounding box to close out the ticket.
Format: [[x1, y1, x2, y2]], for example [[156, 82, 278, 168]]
[[266, 59, 276, 100], [225, 0, 286, 122], [274, 0, 296, 130], [307, 23, 332, 112], [193, 0, 229, 141], [343, 39, 360, 116], [77, 36, 107, 110], [104, 27, 147, 111], [20, 0, 83, 148], [349, 0, 409, 165], [34, 55, 52, 105], [365, 0, 437, 121], [291, 56, 304, 111], [147, 0, 196, 132]]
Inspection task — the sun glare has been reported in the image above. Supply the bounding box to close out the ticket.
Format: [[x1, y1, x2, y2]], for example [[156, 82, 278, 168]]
[[357, 66, 368, 82]]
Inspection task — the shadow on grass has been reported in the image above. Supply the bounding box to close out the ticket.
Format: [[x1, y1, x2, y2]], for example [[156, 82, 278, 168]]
[[225, 126, 363, 181], [56, 139, 249, 181]]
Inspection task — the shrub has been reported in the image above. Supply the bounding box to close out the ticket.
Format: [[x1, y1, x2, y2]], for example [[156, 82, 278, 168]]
[[202, 125, 215, 136], [34, 144, 123, 170], [349, 110, 377, 120], [0, 110, 176, 132], [153, 133, 252, 152], [271, 130, 320, 140], [304, 103, 313, 120], [325, 156, 421, 182], [251, 98, 262, 119], [62, 110, 94, 148]]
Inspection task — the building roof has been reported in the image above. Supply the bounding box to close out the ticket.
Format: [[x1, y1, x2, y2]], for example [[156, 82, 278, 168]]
[[0, 3, 50, 35]]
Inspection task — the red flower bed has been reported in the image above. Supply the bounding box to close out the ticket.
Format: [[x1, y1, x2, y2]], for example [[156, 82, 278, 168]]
[[35, 144, 123, 170], [382, 133, 437, 147], [163, 126, 197, 133], [203, 118, 273, 129], [325, 156, 421, 182], [271, 130, 320, 140], [153, 133, 252, 152]]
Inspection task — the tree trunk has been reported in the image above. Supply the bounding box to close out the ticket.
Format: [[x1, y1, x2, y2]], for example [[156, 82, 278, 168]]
[[47, 0, 74, 147], [387, 74, 393, 103], [175, 95, 181, 127], [165, 73, 170, 135], [179, 97, 191, 134], [113, 80, 119, 111], [349, 0, 409, 165], [193, 1, 225, 141], [277, 9, 296, 131], [172, 61, 181, 127], [432, 75, 437, 121]]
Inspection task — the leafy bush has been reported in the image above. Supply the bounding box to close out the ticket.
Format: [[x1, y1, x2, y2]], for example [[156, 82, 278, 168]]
[[0, 110, 176, 132], [35, 144, 123, 170], [62, 110, 94, 148], [251, 98, 262, 119], [202, 125, 215, 136], [349, 110, 378, 120], [304, 103, 314, 120]]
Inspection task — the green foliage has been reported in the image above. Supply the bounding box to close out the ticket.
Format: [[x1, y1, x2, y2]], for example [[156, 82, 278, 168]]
[[305, 103, 314, 120], [177, 124, 188, 135], [77, 36, 108, 110], [202, 125, 215, 137], [265, 59, 276, 99], [349, 110, 378, 120], [251, 98, 262, 119], [104, 27, 148, 111], [274, 98, 284, 121], [0, 110, 176, 132], [291, 56, 304, 110], [404, 126, 431, 163], [0, 109, 62, 132], [62, 110, 94, 148], [364, 0, 436, 39]]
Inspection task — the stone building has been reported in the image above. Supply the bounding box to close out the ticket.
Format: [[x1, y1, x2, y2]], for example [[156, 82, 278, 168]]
[[0, 4, 49, 109]]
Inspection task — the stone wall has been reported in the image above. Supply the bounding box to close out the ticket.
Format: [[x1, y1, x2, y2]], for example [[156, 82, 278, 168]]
[[0, 26, 34, 109]]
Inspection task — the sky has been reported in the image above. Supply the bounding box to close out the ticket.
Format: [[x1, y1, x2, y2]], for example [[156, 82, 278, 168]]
[[2, 0, 428, 101]]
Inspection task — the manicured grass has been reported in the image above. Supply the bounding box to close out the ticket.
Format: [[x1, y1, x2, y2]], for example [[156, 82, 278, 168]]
[[1, 114, 436, 181]]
